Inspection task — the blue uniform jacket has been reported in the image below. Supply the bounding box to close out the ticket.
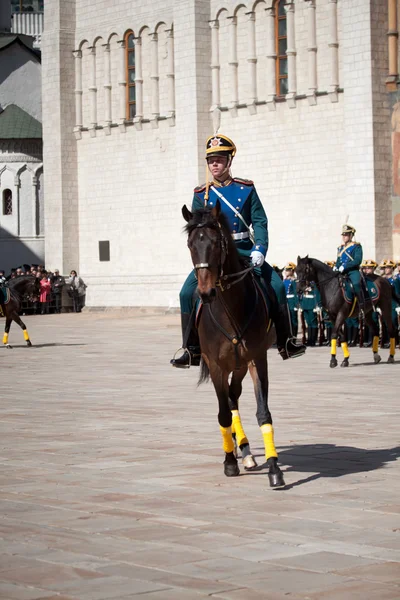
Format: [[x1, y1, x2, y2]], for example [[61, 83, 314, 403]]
[[335, 242, 363, 273], [192, 178, 268, 257]]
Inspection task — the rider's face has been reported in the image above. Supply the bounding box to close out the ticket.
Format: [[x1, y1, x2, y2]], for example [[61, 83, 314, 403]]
[[342, 233, 351, 244], [207, 156, 229, 180]]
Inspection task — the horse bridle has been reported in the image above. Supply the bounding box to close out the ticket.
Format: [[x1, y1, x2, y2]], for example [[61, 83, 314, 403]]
[[192, 222, 253, 291]]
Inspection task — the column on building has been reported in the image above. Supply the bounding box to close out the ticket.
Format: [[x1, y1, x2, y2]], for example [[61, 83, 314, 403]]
[[328, 0, 339, 101], [228, 15, 238, 115], [246, 11, 257, 114], [133, 34, 143, 129], [150, 31, 160, 127], [31, 174, 38, 236], [387, 0, 398, 89], [88, 45, 97, 135], [306, 0, 317, 104], [285, 1, 297, 108], [210, 19, 221, 111], [166, 27, 175, 124], [117, 37, 127, 131], [265, 3, 277, 110], [73, 49, 83, 138], [103, 41, 112, 133]]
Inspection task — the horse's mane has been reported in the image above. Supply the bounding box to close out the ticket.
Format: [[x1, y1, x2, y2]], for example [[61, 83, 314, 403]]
[[185, 207, 240, 261], [309, 258, 334, 274], [7, 274, 37, 287]]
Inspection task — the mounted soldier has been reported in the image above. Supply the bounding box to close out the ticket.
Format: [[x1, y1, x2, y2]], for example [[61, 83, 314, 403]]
[[333, 224, 364, 306], [171, 134, 306, 368]]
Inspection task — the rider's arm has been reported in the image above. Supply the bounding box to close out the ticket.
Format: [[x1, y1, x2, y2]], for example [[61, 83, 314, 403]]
[[192, 193, 204, 212], [249, 187, 268, 255]]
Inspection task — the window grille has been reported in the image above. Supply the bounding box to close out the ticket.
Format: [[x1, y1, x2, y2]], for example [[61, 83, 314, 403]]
[[125, 31, 136, 119], [2, 190, 12, 216], [275, 0, 288, 96]]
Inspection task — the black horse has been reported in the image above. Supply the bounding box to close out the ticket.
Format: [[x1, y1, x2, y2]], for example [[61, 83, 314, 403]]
[[182, 201, 285, 487], [1, 276, 40, 348], [296, 257, 396, 367]]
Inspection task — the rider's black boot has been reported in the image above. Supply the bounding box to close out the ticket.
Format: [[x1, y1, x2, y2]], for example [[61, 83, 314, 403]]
[[324, 328, 332, 346], [170, 313, 201, 368], [349, 326, 359, 347], [275, 303, 307, 360]]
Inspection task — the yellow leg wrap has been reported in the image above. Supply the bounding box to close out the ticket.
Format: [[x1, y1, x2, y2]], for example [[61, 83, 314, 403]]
[[3, 333, 8, 344], [260, 423, 278, 460], [372, 336, 379, 353], [23, 330, 30, 341], [390, 338, 396, 356], [231, 410, 248, 447], [341, 341, 350, 359], [331, 338, 337, 355], [220, 426, 235, 453]]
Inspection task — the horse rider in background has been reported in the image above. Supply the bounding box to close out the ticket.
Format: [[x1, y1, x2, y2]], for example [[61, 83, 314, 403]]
[[380, 259, 400, 346], [333, 224, 364, 307], [171, 134, 306, 368]]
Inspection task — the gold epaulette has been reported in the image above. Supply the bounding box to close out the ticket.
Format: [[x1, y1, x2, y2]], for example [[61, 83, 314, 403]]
[[194, 183, 206, 193], [233, 177, 254, 186]]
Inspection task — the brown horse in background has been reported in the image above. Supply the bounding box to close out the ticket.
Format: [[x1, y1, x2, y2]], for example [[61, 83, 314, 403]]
[[182, 201, 285, 487]]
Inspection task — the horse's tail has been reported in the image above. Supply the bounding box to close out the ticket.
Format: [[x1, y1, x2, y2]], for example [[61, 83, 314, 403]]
[[198, 358, 210, 386]]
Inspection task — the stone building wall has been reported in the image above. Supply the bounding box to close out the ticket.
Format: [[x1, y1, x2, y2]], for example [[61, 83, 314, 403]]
[[42, 0, 395, 307]]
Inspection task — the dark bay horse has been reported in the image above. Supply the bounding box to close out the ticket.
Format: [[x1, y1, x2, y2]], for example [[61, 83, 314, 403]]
[[1, 276, 40, 348], [182, 201, 285, 487], [296, 257, 395, 367]]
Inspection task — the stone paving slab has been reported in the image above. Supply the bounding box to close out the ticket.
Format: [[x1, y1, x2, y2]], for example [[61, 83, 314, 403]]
[[0, 313, 399, 600]]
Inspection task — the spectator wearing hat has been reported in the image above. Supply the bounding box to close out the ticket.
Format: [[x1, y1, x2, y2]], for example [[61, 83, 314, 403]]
[[51, 270, 65, 314], [333, 224, 364, 307], [283, 262, 299, 338], [0, 270, 6, 284], [39, 274, 52, 314]]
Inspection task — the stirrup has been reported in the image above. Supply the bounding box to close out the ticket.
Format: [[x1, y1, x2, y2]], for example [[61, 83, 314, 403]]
[[278, 338, 306, 361], [170, 346, 191, 369]]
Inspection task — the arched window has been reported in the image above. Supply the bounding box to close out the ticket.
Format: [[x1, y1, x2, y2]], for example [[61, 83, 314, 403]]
[[2, 189, 12, 215], [125, 31, 136, 119], [275, 0, 288, 96]]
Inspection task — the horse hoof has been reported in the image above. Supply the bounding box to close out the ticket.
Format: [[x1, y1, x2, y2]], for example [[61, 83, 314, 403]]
[[268, 470, 285, 488], [387, 355, 395, 364], [374, 354, 381, 364], [242, 455, 258, 471], [26, 341, 32, 347], [340, 358, 349, 368], [5, 344, 13, 350], [224, 462, 240, 477], [330, 358, 338, 368]]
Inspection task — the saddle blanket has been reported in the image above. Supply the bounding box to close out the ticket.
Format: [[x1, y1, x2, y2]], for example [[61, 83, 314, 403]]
[[0, 286, 10, 305], [195, 276, 272, 330], [342, 278, 379, 304]]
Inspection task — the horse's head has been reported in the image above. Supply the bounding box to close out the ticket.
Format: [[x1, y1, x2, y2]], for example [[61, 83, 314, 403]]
[[296, 255, 315, 293], [11, 275, 41, 300], [182, 201, 229, 304]]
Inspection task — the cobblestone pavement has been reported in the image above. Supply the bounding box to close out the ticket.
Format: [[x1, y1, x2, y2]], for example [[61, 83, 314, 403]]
[[0, 312, 399, 600]]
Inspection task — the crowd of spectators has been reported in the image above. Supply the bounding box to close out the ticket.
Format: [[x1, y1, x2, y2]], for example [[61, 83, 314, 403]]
[[0, 265, 87, 314]]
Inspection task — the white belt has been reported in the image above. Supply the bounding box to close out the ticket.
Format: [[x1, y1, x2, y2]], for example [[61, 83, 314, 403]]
[[232, 232, 250, 240], [304, 294, 315, 298], [286, 294, 295, 298]]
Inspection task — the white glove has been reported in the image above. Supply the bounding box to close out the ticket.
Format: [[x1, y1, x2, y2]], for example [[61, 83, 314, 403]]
[[250, 251, 265, 267], [338, 265, 344, 273], [313, 307, 322, 313], [395, 307, 400, 314], [376, 307, 382, 315], [332, 266, 338, 272]]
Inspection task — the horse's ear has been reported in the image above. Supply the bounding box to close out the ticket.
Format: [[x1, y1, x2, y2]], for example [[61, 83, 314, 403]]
[[305, 254, 309, 260], [297, 255, 301, 263], [211, 199, 221, 218], [182, 205, 193, 223]]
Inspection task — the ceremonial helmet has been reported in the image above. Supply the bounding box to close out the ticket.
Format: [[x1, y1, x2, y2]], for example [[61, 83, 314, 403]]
[[364, 259, 377, 268], [324, 260, 335, 268], [382, 259, 396, 268], [206, 134, 236, 160], [284, 262, 296, 271], [341, 224, 356, 235]]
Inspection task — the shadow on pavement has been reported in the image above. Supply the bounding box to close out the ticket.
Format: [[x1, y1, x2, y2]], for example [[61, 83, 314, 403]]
[[246, 444, 400, 491]]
